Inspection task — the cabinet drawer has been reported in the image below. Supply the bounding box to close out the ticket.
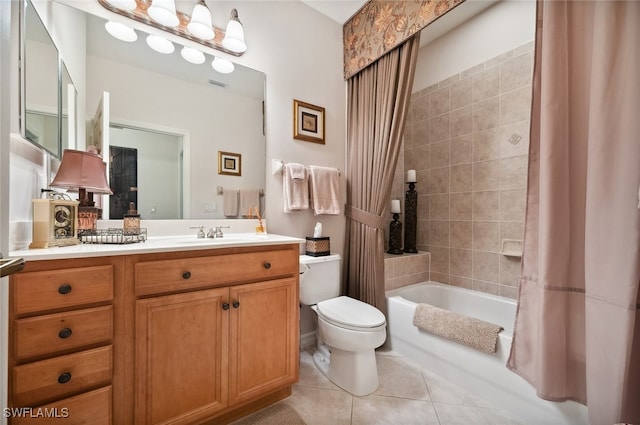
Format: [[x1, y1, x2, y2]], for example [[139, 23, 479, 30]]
[[13, 266, 113, 316], [14, 306, 113, 362], [11, 386, 112, 425], [13, 346, 112, 407], [136, 249, 296, 296]]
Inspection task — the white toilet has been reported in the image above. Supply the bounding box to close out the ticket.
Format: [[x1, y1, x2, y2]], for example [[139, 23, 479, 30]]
[[299, 254, 386, 396]]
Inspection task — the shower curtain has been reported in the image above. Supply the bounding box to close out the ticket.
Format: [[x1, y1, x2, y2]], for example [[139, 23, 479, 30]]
[[507, 1, 640, 424], [344, 34, 420, 314]]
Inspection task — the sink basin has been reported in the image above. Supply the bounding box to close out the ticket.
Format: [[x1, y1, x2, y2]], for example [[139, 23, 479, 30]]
[[172, 233, 267, 244]]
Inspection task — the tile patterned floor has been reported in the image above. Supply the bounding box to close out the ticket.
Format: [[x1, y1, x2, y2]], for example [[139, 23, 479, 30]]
[[272, 349, 525, 425]]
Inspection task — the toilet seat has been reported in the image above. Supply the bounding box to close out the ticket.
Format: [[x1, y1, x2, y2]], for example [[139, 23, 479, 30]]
[[315, 296, 386, 331]]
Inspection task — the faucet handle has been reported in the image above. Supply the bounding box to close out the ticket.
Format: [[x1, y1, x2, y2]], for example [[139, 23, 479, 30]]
[[214, 225, 230, 238], [189, 225, 206, 238]]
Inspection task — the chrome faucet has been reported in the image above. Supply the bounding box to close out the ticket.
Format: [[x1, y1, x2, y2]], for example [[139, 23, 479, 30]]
[[189, 226, 206, 238], [209, 226, 230, 238]]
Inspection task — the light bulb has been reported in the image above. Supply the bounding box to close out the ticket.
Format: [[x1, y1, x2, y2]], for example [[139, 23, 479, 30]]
[[147, 0, 179, 27], [181, 46, 205, 64], [212, 57, 234, 74], [221, 9, 247, 53], [187, 0, 214, 40], [105, 21, 137, 42], [146, 35, 175, 54]]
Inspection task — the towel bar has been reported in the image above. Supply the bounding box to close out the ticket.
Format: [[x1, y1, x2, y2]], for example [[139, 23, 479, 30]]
[[271, 159, 341, 176], [216, 186, 264, 196]]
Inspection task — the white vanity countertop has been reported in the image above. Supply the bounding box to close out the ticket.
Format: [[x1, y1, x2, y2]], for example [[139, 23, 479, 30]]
[[10, 233, 305, 261]]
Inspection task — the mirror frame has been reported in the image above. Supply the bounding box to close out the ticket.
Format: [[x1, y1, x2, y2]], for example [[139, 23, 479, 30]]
[[20, 0, 78, 159]]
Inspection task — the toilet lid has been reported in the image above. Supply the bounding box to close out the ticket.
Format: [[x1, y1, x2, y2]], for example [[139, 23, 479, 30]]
[[316, 296, 386, 329]]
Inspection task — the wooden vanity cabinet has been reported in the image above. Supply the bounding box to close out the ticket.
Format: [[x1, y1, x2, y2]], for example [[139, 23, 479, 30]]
[[131, 244, 300, 425], [8, 242, 300, 425], [8, 256, 123, 424]]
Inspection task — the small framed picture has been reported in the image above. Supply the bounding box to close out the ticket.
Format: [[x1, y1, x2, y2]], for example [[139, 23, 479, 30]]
[[293, 99, 325, 144], [218, 151, 242, 176]]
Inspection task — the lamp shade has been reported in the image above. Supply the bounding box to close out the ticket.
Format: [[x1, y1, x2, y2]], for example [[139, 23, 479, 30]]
[[181, 46, 205, 64], [221, 9, 246, 53], [50, 149, 113, 194], [105, 21, 137, 42], [212, 57, 234, 74], [146, 34, 175, 54], [147, 0, 179, 27], [187, 0, 214, 40]]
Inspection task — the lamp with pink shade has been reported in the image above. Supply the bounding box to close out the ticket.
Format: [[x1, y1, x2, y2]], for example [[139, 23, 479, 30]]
[[50, 149, 113, 235]]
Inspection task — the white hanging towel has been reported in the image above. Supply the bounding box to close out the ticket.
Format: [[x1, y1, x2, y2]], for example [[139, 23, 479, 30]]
[[283, 163, 310, 212], [223, 189, 239, 217], [240, 189, 260, 217], [309, 165, 340, 215]]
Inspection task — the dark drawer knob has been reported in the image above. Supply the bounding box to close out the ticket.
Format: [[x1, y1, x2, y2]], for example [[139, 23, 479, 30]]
[[182, 271, 191, 280], [222, 302, 230, 310], [58, 328, 73, 339], [57, 372, 72, 384], [232, 301, 240, 309], [263, 262, 271, 270], [58, 284, 72, 295]]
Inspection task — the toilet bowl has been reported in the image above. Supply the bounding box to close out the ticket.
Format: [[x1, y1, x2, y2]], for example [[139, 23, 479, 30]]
[[299, 255, 387, 396], [312, 297, 386, 396]]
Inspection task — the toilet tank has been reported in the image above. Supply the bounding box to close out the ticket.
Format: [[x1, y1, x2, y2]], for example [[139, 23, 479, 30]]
[[299, 254, 341, 305]]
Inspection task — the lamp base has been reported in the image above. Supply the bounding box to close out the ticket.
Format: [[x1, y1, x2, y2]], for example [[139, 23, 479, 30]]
[[78, 206, 101, 237], [387, 247, 404, 255]]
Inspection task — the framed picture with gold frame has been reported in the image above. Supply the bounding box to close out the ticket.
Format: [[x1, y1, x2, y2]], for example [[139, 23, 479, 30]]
[[293, 99, 325, 144], [218, 151, 242, 176]]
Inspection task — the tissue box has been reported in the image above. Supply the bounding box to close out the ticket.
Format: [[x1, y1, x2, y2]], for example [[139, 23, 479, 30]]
[[305, 237, 330, 257]]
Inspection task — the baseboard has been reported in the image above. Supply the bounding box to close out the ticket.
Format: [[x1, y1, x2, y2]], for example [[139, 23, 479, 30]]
[[300, 331, 316, 351]]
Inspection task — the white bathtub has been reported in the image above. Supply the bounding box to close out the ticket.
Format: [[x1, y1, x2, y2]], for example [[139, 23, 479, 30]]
[[386, 282, 588, 425]]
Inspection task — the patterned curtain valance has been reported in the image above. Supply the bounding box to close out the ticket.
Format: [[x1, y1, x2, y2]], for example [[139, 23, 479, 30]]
[[343, 0, 466, 79]]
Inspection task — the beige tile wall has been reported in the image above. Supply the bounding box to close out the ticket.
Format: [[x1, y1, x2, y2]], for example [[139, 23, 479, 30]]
[[400, 42, 534, 299], [384, 252, 430, 292]]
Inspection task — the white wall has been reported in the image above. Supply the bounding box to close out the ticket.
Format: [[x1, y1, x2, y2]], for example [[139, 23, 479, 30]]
[[228, 1, 347, 252], [413, 0, 536, 90], [109, 127, 182, 220]]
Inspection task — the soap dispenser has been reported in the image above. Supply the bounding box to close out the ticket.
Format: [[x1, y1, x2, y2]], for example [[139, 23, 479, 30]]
[[123, 202, 140, 234]]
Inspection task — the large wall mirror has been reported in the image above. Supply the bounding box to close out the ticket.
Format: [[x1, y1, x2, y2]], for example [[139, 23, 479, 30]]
[[59, 3, 266, 220], [20, 0, 78, 157], [21, 0, 60, 156]]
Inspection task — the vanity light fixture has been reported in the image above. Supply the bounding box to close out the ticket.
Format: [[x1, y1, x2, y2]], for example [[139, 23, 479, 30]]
[[105, 21, 137, 42], [187, 0, 214, 40], [147, 0, 179, 27], [181, 46, 205, 64], [221, 9, 246, 53], [98, 0, 247, 56], [211, 57, 234, 74], [146, 34, 175, 54]]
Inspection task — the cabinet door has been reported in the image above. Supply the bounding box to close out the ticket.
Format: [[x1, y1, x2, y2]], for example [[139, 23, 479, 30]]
[[135, 288, 229, 425], [228, 277, 299, 406]]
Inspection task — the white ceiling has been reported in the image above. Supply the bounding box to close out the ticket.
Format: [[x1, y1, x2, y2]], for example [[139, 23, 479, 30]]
[[299, 0, 368, 25]]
